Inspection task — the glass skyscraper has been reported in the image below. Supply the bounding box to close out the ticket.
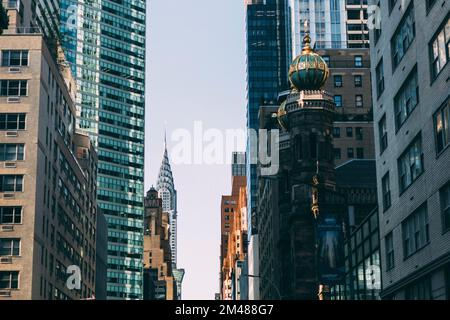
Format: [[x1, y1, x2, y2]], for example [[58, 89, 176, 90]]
[[59, 0, 146, 299], [245, 0, 292, 236]]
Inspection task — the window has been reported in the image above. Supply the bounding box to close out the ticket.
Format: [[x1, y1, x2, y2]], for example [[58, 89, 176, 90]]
[[0, 80, 28, 96], [295, 136, 303, 160], [356, 148, 364, 159], [440, 183, 450, 232], [354, 75, 362, 87], [1, 50, 29, 66], [0, 207, 22, 224], [323, 55, 330, 65], [398, 135, 423, 193], [385, 232, 394, 270], [0, 175, 24, 192], [355, 95, 363, 108], [0, 114, 26, 130], [379, 115, 388, 153], [0, 144, 25, 161], [382, 173, 392, 211], [376, 59, 385, 97], [435, 98, 450, 154], [354, 55, 363, 67], [333, 127, 341, 138], [391, 3, 415, 69], [430, 15, 450, 80], [402, 203, 429, 258], [0, 271, 19, 289], [347, 148, 354, 159], [334, 95, 342, 107], [346, 127, 353, 137], [334, 75, 342, 87], [356, 127, 363, 140], [394, 67, 419, 130], [0, 238, 20, 256], [334, 148, 341, 160], [405, 277, 432, 300]]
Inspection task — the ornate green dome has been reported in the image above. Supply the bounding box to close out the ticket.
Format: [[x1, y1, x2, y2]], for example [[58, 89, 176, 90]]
[[288, 34, 329, 91]]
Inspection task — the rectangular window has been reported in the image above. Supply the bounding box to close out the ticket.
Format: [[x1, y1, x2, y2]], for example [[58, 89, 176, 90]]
[[0, 80, 28, 96], [394, 67, 419, 130], [0, 271, 19, 289], [346, 127, 353, 137], [376, 59, 385, 97], [430, 15, 450, 80], [355, 95, 363, 108], [402, 203, 429, 258], [379, 115, 388, 153], [334, 148, 341, 160], [405, 277, 432, 300], [391, 2, 415, 69], [0, 238, 20, 256], [398, 135, 423, 193], [333, 127, 341, 138], [385, 232, 394, 270], [334, 95, 342, 108], [354, 55, 363, 67], [347, 148, 354, 159], [1, 50, 29, 66], [0, 207, 22, 224], [0, 144, 25, 161], [440, 182, 450, 232], [334, 75, 343, 87], [354, 75, 362, 87], [434, 97, 450, 154], [0, 175, 24, 192], [382, 172, 392, 211], [0, 114, 26, 130], [356, 127, 363, 140]]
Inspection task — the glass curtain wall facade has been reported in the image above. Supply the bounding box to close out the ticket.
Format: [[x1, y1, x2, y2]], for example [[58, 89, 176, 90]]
[[59, 0, 146, 300], [245, 0, 292, 236], [290, 0, 347, 55]]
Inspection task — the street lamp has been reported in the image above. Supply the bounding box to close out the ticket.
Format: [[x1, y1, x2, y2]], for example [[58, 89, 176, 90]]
[[242, 274, 282, 300]]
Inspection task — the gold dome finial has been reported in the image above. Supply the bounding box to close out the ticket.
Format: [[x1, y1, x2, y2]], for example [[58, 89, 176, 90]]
[[302, 20, 313, 54]]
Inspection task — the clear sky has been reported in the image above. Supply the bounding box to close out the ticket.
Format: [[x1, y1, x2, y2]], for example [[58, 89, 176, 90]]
[[145, 0, 247, 299]]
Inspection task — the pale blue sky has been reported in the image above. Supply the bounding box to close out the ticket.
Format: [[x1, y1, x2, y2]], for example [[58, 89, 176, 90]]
[[145, 1, 247, 299]]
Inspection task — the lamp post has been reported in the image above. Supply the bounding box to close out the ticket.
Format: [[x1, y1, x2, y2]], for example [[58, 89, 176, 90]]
[[242, 274, 282, 300]]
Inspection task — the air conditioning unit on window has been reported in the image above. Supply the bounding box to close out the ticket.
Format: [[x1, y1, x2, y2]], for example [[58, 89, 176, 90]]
[[0, 225, 14, 232], [3, 193, 15, 199], [5, 131, 18, 137], [6, 97, 20, 103], [4, 162, 17, 168], [0, 290, 11, 297], [8, 67, 21, 73], [0, 256, 13, 264]]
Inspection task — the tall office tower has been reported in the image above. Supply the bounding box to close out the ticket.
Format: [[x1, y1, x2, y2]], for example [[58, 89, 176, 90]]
[[58, 1, 147, 300], [370, 0, 450, 299], [0, 5, 98, 299], [290, 0, 347, 54], [156, 139, 184, 300], [219, 175, 247, 300], [143, 187, 176, 300], [317, 48, 374, 166], [345, 0, 369, 48], [244, 1, 291, 299], [231, 152, 246, 177], [290, 0, 369, 55]]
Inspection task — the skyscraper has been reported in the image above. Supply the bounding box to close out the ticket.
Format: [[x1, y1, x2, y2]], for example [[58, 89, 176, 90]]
[[57, 1, 147, 300], [290, 0, 369, 56], [370, 0, 450, 299], [156, 137, 184, 300]]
